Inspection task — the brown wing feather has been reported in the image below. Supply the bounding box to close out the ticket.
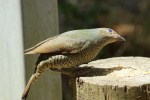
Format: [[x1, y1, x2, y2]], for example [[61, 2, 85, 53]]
[[25, 34, 87, 55]]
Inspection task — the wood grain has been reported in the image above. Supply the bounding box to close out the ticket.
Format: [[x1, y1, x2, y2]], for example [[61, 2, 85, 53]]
[[73, 57, 150, 100]]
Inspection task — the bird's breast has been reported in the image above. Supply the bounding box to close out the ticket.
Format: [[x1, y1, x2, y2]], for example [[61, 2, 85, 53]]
[[71, 45, 102, 64], [42, 44, 102, 69]]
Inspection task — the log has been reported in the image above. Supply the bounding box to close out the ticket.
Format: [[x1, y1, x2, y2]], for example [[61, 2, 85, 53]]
[[73, 57, 150, 100]]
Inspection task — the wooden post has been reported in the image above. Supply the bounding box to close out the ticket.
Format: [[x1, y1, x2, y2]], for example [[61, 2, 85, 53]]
[[0, 0, 25, 99], [73, 57, 150, 100], [22, 0, 62, 100]]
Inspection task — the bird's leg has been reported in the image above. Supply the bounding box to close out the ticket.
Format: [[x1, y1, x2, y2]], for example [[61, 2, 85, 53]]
[[50, 68, 73, 77], [22, 61, 48, 100]]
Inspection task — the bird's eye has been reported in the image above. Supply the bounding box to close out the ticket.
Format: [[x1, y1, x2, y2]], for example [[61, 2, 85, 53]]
[[108, 29, 113, 32]]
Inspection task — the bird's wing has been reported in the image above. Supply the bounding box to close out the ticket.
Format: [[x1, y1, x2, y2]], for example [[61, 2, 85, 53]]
[[25, 34, 88, 55], [24, 35, 59, 52]]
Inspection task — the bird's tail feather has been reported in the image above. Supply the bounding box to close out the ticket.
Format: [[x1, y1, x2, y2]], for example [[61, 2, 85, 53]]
[[22, 74, 37, 100]]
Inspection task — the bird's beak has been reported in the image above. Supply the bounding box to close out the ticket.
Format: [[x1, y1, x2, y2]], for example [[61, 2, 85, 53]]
[[116, 36, 126, 41]]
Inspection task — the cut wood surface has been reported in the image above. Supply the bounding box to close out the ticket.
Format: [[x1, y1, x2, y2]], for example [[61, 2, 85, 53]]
[[74, 57, 150, 100]]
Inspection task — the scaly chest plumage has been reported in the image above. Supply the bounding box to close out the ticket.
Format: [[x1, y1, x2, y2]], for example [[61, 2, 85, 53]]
[[36, 44, 102, 71]]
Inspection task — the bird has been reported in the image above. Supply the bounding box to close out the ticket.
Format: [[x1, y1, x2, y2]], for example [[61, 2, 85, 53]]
[[22, 28, 125, 99]]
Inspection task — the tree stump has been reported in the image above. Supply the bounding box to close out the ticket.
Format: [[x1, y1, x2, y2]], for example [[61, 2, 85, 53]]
[[73, 57, 150, 100]]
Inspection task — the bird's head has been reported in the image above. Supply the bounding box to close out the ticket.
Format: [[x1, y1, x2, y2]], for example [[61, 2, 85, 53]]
[[92, 28, 125, 45]]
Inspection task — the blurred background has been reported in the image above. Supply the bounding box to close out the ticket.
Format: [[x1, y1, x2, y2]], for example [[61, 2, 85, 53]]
[[58, 0, 150, 58], [58, 0, 150, 100]]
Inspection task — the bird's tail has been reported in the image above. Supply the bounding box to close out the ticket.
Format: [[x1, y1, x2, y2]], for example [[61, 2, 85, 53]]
[[22, 74, 38, 100]]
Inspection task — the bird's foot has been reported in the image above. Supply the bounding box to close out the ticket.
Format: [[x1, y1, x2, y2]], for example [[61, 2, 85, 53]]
[[71, 66, 93, 75], [50, 68, 73, 77]]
